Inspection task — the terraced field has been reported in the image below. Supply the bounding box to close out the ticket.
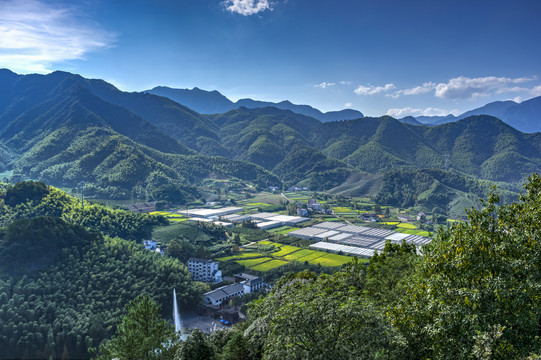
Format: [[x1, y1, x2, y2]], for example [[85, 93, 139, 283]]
[[149, 211, 187, 222], [215, 239, 361, 272], [217, 253, 265, 261], [251, 259, 288, 271], [273, 245, 301, 257], [396, 223, 417, 229], [236, 257, 273, 267], [283, 249, 316, 260]]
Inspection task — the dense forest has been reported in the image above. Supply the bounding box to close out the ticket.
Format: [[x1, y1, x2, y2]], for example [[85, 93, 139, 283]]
[[0, 182, 203, 359]]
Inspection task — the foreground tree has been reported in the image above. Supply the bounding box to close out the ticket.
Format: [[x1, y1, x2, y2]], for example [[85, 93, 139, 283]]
[[97, 295, 176, 360], [365, 240, 419, 306], [175, 329, 214, 360], [246, 264, 405, 359], [392, 174, 541, 359]]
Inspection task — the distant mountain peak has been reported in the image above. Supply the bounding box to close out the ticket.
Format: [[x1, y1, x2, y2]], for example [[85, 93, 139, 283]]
[[145, 87, 364, 122], [414, 96, 541, 133]]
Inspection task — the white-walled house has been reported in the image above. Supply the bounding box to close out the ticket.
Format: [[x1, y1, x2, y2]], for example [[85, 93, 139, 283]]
[[204, 283, 244, 306], [188, 257, 220, 282]]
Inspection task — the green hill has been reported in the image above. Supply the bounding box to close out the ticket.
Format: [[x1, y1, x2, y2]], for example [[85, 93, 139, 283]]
[[0, 182, 202, 359], [0, 70, 540, 201]]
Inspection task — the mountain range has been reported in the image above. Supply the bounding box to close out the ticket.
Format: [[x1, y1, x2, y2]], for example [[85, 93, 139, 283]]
[[0, 69, 540, 212], [413, 97, 541, 133], [146, 85, 541, 133], [146, 86, 365, 122]]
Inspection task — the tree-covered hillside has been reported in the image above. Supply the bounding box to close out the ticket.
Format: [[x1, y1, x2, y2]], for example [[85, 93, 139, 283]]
[[375, 169, 519, 214], [0, 70, 280, 198], [0, 70, 540, 201], [0, 182, 203, 359]]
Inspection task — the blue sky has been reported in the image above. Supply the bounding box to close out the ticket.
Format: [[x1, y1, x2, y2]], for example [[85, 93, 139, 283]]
[[1, 0, 540, 117]]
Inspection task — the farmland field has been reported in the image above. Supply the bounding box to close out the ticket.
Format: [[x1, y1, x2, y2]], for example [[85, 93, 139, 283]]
[[399, 229, 431, 236], [332, 207, 354, 213], [273, 245, 300, 257], [295, 252, 326, 262], [268, 226, 299, 234], [236, 257, 273, 267], [284, 249, 316, 260], [396, 223, 417, 229], [217, 253, 264, 261], [251, 259, 288, 271], [309, 253, 354, 266], [216, 240, 355, 271]]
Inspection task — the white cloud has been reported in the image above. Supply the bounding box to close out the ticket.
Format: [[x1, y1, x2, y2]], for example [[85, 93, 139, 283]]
[[340, 81, 351, 85], [390, 82, 436, 98], [0, 0, 115, 73], [531, 85, 541, 97], [386, 107, 458, 118], [354, 83, 395, 95], [314, 81, 335, 88], [344, 102, 352, 108], [434, 76, 533, 99], [223, 0, 272, 16]]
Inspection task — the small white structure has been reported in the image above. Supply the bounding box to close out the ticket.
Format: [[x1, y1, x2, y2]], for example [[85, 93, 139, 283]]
[[235, 273, 264, 293], [143, 239, 157, 250]]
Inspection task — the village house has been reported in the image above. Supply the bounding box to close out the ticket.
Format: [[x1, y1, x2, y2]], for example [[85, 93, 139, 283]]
[[307, 199, 322, 212], [360, 213, 378, 222], [204, 283, 244, 306], [398, 214, 413, 222], [202, 273, 265, 306], [187, 257, 222, 282], [234, 273, 264, 293]]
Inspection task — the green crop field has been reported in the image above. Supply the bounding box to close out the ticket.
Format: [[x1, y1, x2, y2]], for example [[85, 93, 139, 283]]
[[309, 253, 354, 267], [217, 253, 264, 261], [251, 259, 288, 271], [275, 227, 299, 234], [273, 245, 301, 257], [219, 240, 357, 270], [398, 229, 431, 236], [296, 252, 326, 262], [382, 221, 399, 225], [168, 218, 188, 222], [396, 223, 417, 229], [236, 257, 273, 267], [332, 207, 354, 213], [283, 249, 316, 260], [269, 226, 299, 235]]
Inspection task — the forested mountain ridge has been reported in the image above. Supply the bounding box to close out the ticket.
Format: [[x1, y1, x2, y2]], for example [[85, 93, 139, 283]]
[[0, 70, 280, 197], [0, 69, 540, 201], [311, 115, 541, 183]]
